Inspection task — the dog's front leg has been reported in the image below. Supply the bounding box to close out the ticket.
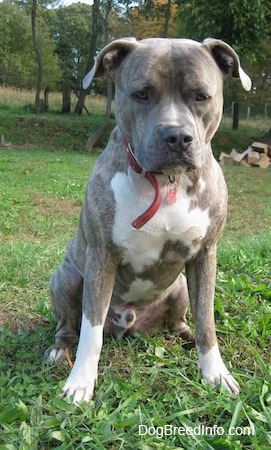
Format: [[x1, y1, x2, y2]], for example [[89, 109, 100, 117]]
[[61, 250, 116, 403], [186, 245, 240, 394]]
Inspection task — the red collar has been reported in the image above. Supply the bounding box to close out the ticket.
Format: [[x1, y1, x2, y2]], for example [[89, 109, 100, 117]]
[[122, 136, 161, 229]]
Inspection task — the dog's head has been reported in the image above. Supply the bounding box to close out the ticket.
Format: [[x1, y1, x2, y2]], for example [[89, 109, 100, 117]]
[[84, 38, 251, 173]]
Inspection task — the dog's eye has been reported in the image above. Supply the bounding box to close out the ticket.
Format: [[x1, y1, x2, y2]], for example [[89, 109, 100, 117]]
[[134, 90, 149, 102], [195, 93, 210, 102]]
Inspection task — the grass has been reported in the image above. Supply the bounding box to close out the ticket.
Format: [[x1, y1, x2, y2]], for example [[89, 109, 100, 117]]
[[0, 86, 113, 153], [0, 106, 271, 448], [1, 151, 271, 449]]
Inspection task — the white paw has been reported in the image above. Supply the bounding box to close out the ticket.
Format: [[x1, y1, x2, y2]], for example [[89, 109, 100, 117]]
[[198, 343, 240, 395], [61, 366, 97, 403], [58, 316, 103, 402]]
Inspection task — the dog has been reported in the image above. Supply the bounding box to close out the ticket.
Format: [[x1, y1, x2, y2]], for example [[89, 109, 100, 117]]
[[48, 37, 251, 402]]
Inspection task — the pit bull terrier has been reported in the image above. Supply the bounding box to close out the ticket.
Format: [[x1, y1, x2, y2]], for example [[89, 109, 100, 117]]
[[48, 37, 251, 402]]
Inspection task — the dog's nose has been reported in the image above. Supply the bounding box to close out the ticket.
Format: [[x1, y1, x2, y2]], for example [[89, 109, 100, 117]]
[[160, 126, 194, 152]]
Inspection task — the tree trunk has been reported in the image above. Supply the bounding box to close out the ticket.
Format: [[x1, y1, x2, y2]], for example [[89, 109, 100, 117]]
[[232, 101, 239, 130], [99, 0, 112, 46], [163, 0, 171, 37], [62, 79, 72, 114], [31, 0, 43, 114], [73, 88, 87, 116], [74, 0, 101, 116], [85, 78, 113, 151], [44, 86, 50, 112]]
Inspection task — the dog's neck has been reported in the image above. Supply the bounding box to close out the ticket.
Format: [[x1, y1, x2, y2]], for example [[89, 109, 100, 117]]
[[122, 136, 161, 229], [122, 136, 178, 229]]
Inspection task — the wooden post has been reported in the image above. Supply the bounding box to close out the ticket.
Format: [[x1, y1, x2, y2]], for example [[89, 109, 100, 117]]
[[232, 101, 239, 130]]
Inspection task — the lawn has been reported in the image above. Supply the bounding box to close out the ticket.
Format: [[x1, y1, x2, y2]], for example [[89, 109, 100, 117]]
[[0, 128, 271, 448]]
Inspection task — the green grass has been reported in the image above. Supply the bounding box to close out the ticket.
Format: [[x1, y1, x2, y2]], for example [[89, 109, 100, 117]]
[[0, 138, 271, 447], [0, 110, 115, 153]]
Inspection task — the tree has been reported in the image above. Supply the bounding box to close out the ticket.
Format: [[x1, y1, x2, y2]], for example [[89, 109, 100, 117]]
[[0, 0, 61, 90], [118, 0, 178, 39], [46, 3, 92, 113], [0, 0, 33, 86], [74, 0, 103, 115], [175, 0, 271, 61], [47, 3, 92, 86], [31, 0, 43, 112]]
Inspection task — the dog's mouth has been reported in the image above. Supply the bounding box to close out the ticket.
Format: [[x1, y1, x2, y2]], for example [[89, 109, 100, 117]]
[[134, 143, 201, 174], [143, 156, 198, 175], [161, 162, 197, 175]]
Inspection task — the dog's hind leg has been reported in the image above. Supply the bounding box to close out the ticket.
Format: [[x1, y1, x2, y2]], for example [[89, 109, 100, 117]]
[[48, 258, 83, 364], [166, 274, 195, 348]]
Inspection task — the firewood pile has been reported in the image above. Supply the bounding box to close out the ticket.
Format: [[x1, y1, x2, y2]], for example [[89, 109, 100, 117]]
[[219, 142, 271, 169]]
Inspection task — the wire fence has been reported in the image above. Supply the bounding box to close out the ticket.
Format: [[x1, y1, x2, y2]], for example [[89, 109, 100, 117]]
[[223, 102, 270, 124]]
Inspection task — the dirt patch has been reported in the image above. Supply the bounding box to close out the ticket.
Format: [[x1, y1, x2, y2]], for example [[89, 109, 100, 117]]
[[0, 308, 49, 334], [30, 195, 82, 217]]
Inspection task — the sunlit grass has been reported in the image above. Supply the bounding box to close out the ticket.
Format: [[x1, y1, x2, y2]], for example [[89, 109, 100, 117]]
[[0, 85, 108, 114]]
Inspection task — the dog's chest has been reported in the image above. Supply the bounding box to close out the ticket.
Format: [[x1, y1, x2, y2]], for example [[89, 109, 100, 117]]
[[111, 171, 210, 274]]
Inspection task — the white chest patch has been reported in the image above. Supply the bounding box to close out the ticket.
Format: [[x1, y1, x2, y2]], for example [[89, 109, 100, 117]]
[[111, 171, 210, 273]]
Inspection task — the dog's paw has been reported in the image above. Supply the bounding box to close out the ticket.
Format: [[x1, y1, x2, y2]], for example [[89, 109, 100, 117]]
[[198, 343, 240, 395], [61, 382, 94, 403], [61, 367, 97, 403], [201, 368, 240, 395]]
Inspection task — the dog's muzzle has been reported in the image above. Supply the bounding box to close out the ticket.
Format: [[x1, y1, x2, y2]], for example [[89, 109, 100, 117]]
[[158, 124, 194, 153]]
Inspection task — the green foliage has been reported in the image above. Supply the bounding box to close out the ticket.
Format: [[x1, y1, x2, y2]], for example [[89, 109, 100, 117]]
[[0, 0, 61, 89], [0, 108, 114, 150], [175, 0, 271, 61], [0, 0, 271, 112], [0, 0, 33, 86]]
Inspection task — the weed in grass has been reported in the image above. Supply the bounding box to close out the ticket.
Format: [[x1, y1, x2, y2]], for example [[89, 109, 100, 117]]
[[0, 149, 271, 449]]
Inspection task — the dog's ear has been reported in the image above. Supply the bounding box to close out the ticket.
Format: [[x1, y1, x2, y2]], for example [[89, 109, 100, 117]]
[[83, 38, 137, 89], [202, 38, 251, 91]]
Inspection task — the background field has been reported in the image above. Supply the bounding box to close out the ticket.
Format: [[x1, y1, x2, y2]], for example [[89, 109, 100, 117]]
[[0, 100, 271, 449]]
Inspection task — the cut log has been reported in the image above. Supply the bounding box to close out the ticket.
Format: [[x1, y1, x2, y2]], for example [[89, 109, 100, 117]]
[[219, 146, 270, 169], [247, 150, 261, 165], [230, 148, 248, 163], [253, 153, 271, 169], [251, 141, 269, 155], [219, 151, 231, 160], [240, 158, 251, 167], [219, 152, 235, 165]]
